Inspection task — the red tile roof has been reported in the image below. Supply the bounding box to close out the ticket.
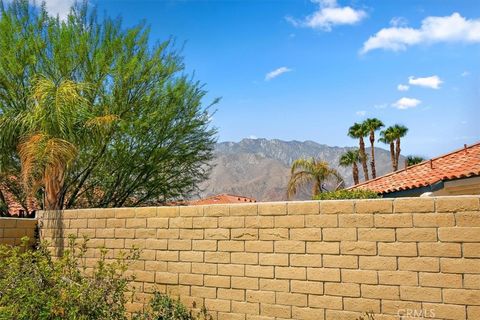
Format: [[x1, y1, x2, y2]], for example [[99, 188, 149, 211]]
[[349, 142, 480, 194], [189, 194, 256, 205]]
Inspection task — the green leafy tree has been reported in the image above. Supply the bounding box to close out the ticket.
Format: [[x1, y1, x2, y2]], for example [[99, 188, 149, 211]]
[[287, 158, 343, 199], [1, 77, 115, 210], [0, 0, 217, 209], [362, 118, 384, 179], [407, 155, 425, 166], [348, 123, 369, 181], [339, 149, 361, 185]]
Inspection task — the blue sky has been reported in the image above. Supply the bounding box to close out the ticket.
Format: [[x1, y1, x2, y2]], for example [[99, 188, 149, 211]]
[[48, 0, 479, 157]]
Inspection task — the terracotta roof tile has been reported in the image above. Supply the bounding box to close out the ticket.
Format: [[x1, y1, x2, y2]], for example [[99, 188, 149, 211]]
[[349, 142, 480, 194], [189, 193, 256, 205]]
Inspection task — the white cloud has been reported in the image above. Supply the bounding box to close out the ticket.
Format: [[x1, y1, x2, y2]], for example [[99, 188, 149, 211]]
[[408, 75, 443, 89], [397, 84, 409, 91], [356, 110, 366, 116], [287, 0, 367, 31], [390, 17, 408, 27], [265, 67, 292, 81], [361, 13, 480, 54], [392, 97, 421, 110], [461, 71, 470, 77], [7, 0, 74, 20], [44, 0, 74, 20]]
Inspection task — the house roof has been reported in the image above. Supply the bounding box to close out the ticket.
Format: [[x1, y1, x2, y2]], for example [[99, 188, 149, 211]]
[[349, 142, 480, 195], [189, 193, 257, 205]]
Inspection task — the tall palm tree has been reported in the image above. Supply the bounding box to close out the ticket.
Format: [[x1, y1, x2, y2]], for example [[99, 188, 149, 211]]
[[348, 123, 369, 181], [339, 149, 361, 185], [287, 158, 343, 199], [378, 127, 396, 171], [392, 124, 408, 171], [0, 76, 115, 210], [362, 118, 384, 179]]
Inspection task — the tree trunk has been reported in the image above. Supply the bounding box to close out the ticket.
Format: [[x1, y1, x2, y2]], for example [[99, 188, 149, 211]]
[[395, 138, 401, 171], [44, 166, 65, 210], [389, 142, 396, 171], [352, 162, 359, 185], [312, 180, 321, 198], [369, 131, 376, 179], [359, 137, 369, 181]]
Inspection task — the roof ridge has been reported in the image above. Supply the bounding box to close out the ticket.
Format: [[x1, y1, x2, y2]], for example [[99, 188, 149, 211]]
[[199, 193, 256, 200], [348, 141, 480, 190]]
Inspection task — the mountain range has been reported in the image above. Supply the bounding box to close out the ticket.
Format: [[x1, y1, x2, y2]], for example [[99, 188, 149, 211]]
[[198, 138, 405, 201]]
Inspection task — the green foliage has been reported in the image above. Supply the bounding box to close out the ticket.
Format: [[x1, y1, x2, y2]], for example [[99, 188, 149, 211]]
[[0, 236, 139, 320], [347, 122, 368, 139], [362, 118, 384, 134], [339, 149, 361, 167], [0, 0, 217, 209], [287, 158, 344, 199], [313, 189, 379, 200], [0, 236, 212, 320], [134, 292, 212, 320], [407, 155, 426, 166]]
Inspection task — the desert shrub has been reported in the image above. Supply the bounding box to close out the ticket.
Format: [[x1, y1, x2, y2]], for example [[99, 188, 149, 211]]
[[134, 292, 212, 320], [0, 236, 139, 320], [0, 236, 212, 320], [313, 189, 379, 200]]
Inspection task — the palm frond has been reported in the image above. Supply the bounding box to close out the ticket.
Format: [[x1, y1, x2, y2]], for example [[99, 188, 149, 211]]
[[363, 118, 384, 132], [18, 133, 77, 194], [290, 158, 315, 175], [18, 133, 46, 189], [287, 170, 313, 200], [288, 157, 344, 199]]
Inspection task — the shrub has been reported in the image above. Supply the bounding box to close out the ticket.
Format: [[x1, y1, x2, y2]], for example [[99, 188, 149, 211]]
[[313, 189, 379, 200], [0, 236, 212, 320], [0, 236, 139, 320], [134, 292, 212, 320]]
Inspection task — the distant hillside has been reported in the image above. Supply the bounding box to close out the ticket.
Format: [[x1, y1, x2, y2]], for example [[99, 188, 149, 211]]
[[198, 138, 405, 201]]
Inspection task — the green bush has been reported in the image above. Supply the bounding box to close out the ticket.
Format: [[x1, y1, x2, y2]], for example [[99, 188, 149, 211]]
[[0, 236, 139, 320], [313, 189, 379, 200], [0, 236, 212, 320], [134, 292, 212, 320]]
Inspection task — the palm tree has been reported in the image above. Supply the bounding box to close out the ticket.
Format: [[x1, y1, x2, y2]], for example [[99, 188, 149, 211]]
[[362, 118, 384, 179], [339, 149, 361, 185], [391, 124, 408, 171], [0, 76, 115, 210], [407, 155, 425, 167], [348, 123, 369, 181], [378, 127, 396, 171], [287, 158, 343, 199]]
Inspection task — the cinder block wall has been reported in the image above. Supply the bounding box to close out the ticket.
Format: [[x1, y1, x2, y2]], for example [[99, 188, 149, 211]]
[[38, 196, 480, 320], [0, 217, 37, 246]]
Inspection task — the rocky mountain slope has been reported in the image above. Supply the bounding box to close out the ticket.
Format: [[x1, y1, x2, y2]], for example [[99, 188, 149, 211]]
[[198, 138, 405, 201]]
